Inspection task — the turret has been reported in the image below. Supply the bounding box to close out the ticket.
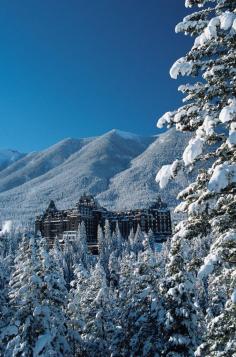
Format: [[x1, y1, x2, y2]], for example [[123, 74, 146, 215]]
[[46, 200, 58, 213]]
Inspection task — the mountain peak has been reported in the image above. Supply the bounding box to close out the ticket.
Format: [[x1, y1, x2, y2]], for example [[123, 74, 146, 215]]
[[0, 149, 25, 169], [107, 129, 144, 140]]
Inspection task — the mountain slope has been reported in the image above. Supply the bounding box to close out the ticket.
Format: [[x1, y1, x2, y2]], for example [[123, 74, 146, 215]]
[[97, 128, 191, 210], [0, 130, 154, 224], [0, 137, 94, 193], [0, 150, 25, 172]]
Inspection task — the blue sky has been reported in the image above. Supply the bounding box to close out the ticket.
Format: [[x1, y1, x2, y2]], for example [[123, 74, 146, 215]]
[[0, 0, 192, 152]]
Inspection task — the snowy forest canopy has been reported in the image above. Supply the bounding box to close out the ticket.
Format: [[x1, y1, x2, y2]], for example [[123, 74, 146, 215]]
[[0, 222, 220, 356]]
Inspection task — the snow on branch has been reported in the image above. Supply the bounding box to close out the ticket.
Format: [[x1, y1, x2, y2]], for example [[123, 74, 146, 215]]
[[156, 111, 173, 128], [219, 98, 236, 123], [227, 122, 236, 148], [183, 137, 204, 166], [170, 57, 194, 79], [156, 160, 183, 189], [208, 163, 236, 192], [193, 11, 236, 48]]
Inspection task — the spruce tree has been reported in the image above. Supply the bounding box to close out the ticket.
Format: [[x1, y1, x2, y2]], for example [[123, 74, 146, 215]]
[[78, 263, 115, 356], [77, 221, 90, 268], [113, 243, 164, 356], [132, 225, 144, 258], [156, 0, 236, 355], [2, 235, 42, 356], [35, 237, 71, 356], [160, 236, 199, 356]]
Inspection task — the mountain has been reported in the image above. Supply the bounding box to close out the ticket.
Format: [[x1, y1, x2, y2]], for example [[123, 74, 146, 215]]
[[0, 129, 190, 226], [0, 137, 94, 193], [0, 149, 25, 172], [97, 129, 191, 210]]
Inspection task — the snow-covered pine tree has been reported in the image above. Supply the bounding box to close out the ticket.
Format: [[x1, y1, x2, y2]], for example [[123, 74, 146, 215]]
[[77, 221, 90, 268], [70, 222, 91, 270], [124, 227, 134, 255], [98, 225, 110, 280], [132, 224, 144, 258], [2, 234, 42, 356], [156, 0, 236, 355], [0, 256, 12, 356], [110, 223, 124, 258], [160, 236, 199, 356], [147, 228, 156, 252], [108, 251, 120, 290], [104, 220, 112, 253], [78, 262, 115, 356], [91, 278, 115, 356], [62, 238, 75, 288], [68, 263, 89, 355], [112, 241, 164, 356], [35, 237, 71, 356], [110, 251, 137, 356], [52, 236, 64, 276]]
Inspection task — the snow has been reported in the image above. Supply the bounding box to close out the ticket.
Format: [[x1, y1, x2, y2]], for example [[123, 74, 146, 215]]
[[231, 289, 236, 304], [208, 163, 236, 192], [1, 325, 18, 338], [193, 12, 236, 48], [198, 254, 219, 280], [221, 230, 236, 243], [157, 111, 172, 128], [170, 57, 194, 79], [110, 129, 144, 141], [194, 32, 207, 48], [183, 137, 204, 166], [219, 98, 236, 123], [204, 17, 219, 40], [196, 115, 215, 138], [0, 220, 12, 236], [203, 65, 225, 80], [33, 306, 42, 316], [155, 165, 172, 189], [227, 122, 236, 147], [33, 333, 52, 356], [0, 149, 23, 166], [219, 11, 235, 31], [154, 242, 163, 252], [233, 18, 236, 32]]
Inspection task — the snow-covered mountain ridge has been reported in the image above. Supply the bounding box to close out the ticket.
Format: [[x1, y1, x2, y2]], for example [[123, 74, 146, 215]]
[[0, 129, 190, 225], [0, 149, 25, 171]]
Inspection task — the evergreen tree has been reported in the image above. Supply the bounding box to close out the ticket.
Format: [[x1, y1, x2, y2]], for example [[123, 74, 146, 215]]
[[111, 223, 124, 258], [156, 0, 236, 355], [98, 225, 109, 279], [147, 228, 155, 252], [2, 235, 42, 356], [108, 251, 120, 290], [78, 263, 115, 356], [52, 236, 64, 276], [0, 256, 12, 356], [68, 263, 88, 355], [104, 220, 112, 254], [113, 244, 164, 356], [62, 238, 75, 288], [35, 237, 71, 356], [160, 234, 199, 357], [77, 221, 90, 268], [70, 222, 91, 270], [132, 225, 144, 258]]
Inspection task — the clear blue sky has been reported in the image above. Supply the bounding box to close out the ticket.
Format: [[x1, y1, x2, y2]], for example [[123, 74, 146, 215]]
[[0, 0, 192, 152]]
